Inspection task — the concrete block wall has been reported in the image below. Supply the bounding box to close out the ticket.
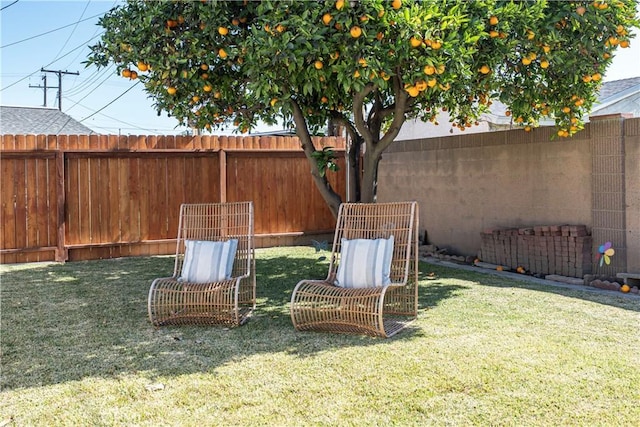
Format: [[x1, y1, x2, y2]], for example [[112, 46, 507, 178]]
[[377, 115, 640, 276]]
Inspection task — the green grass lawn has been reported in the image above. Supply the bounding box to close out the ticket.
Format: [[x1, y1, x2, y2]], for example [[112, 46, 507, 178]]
[[1, 246, 639, 426]]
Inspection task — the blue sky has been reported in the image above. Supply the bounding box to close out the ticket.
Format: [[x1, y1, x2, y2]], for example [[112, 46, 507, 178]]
[[1, 0, 639, 136]]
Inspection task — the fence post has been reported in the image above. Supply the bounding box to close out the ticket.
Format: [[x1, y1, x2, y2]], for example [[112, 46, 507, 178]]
[[219, 149, 227, 203], [55, 150, 68, 262]]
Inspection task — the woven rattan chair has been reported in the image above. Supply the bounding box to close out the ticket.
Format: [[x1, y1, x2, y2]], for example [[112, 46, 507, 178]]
[[290, 201, 419, 338], [148, 202, 255, 326]]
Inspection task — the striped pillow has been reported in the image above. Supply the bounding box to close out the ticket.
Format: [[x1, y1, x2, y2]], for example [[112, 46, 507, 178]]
[[335, 236, 394, 288], [180, 239, 238, 283]]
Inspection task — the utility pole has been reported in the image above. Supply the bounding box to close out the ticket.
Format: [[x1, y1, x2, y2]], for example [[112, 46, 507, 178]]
[[39, 68, 79, 111], [29, 74, 59, 107]]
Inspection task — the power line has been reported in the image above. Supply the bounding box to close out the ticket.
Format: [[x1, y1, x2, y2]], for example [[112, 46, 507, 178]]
[[52, 0, 91, 63], [65, 65, 118, 112], [0, 33, 101, 92], [0, 0, 19, 11], [0, 11, 107, 49], [79, 80, 141, 122], [65, 65, 115, 97]]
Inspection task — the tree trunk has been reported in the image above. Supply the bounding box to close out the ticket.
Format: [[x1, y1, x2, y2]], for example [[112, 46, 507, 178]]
[[346, 135, 361, 202], [291, 100, 342, 218], [360, 148, 381, 203]]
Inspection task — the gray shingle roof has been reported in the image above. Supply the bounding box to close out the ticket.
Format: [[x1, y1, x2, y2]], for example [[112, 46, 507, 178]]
[[597, 77, 640, 101], [0, 106, 96, 135]]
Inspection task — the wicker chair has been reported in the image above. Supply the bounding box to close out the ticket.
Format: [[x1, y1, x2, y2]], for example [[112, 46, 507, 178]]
[[290, 202, 419, 338], [148, 202, 255, 326]]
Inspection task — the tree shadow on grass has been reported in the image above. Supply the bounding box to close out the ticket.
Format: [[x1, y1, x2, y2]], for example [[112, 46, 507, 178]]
[[423, 260, 640, 313], [0, 249, 458, 391]]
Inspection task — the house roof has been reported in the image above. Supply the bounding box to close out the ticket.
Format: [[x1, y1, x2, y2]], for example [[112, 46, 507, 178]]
[[591, 77, 640, 117], [596, 76, 640, 100], [397, 76, 640, 139], [483, 76, 640, 126], [0, 106, 96, 135]]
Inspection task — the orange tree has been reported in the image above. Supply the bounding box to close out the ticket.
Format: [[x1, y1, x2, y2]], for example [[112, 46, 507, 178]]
[[87, 0, 638, 217]]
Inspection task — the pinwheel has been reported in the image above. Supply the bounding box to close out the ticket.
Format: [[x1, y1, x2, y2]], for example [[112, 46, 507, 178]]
[[597, 242, 615, 267]]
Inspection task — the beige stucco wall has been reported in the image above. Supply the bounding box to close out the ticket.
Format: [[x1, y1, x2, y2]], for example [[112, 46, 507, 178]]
[[378, 116, 639, 274], [624, 119, 640, 273]]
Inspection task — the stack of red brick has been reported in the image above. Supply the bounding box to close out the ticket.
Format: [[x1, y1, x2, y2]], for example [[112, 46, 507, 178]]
[[479, 225, 592, 278]]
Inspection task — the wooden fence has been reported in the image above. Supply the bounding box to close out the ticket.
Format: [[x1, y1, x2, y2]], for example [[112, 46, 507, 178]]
[[1, 134, 346, 263]]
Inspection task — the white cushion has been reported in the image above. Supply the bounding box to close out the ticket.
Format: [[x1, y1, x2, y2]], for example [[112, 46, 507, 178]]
[[335, 236, 394, 288], [180, 239, 238, 283]]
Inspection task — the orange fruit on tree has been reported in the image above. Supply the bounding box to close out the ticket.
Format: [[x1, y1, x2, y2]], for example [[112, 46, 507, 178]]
[[350, 26, 362, 38], [430, 40, 442, 50], [314, 60, 324, 69], [406, 86, 419, 97], [479, 65, 491, 74], [137, 62, 149, 72], [427, 78, 437, 88], [201, 63, 209, 71], [591, 72, 601, 81], [392, 0, 401, 10], [121, 68, 132, 78], [423, 64, 436, 75], [321, 96, 328, 103], [129, 71, 138, 80], [620, 40, 630, 48], [540, 60, 549, 69], [218, 48, 228, 59], [167, 86, 177, 95], [218, 26, 229, 35], [214, 91, 221, 99], [336, 0, 345, 10], [203, 84, 212, 92], [410, 37, 422, 48], [522, 57, 532, 65], [489, 30, 499, 38], [576, 5, 586, 15], [322, 13, 332, 25], [270, 98, 278, 107], [192, 95, 200, 103], [489, 15, 499, 26]]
